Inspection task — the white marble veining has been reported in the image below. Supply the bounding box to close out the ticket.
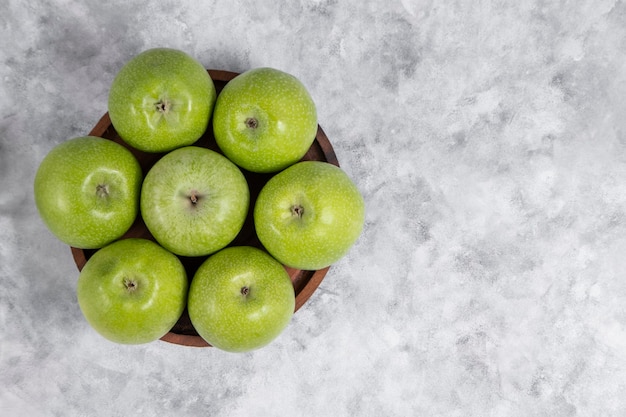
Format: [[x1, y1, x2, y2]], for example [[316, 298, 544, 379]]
[[2, 0, 626, 415]]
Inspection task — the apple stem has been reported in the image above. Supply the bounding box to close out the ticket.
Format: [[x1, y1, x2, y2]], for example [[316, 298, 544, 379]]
[[188, 190, 204, 207], [245, 117, 259, 129]]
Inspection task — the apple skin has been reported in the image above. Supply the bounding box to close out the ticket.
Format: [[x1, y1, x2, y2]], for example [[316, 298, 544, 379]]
[[140, 146, 250, 257], [108, 48, 216, 153], [254, 161, 365, 270], [212, 67, 318, 173], [34, 136, 142, 249], [188, 246, 295, 352], [76, 238, 188, 344]]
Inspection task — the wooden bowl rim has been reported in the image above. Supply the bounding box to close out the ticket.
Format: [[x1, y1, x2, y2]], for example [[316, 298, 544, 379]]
[[71, 68, 337, 347]]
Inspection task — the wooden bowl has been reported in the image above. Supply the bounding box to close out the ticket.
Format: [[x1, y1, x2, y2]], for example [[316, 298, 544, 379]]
[[70, 70, 338, 347]]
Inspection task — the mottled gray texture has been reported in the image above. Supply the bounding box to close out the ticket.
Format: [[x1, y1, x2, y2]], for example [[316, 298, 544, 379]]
[[2, 0, 626, 415]]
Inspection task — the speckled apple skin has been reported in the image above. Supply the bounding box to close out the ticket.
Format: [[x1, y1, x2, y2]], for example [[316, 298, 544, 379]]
[[188, 246, 295, 352], [140, 146, 250, 257], [34, 136, 142, 249], [108, 48, 216, 153], [77, 238, 188, 344], [254, 161, 365, 270], [212, 67, 317, 173]]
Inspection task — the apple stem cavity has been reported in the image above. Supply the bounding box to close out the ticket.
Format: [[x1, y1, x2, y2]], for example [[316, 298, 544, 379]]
[[291, 204, 304, 218], [245, 117, 259, 129], [155, 99, 172, 114], [96, 184, 109, 198], [123, 277, 138, 293]]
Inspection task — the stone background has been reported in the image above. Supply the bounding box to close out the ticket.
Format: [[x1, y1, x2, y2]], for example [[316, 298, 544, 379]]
[[2, 0, 626, 415]]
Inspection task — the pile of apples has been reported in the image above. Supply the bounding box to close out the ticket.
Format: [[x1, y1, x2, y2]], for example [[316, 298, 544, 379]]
[[34, 48, 365, 352]]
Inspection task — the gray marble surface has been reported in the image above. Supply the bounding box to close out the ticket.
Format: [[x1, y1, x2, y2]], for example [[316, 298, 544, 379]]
[[2, 0, 626, 415]]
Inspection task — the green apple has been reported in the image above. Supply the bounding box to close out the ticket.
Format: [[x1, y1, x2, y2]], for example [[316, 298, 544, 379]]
[[140, 146, 249, 257], [188, 246, 295, 352], [254, 161, 365, 270], [108, 48, 216, 153], [212, 67, 318, 173], [77, 238, 188, 344], [34, 136, 142, 249]]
